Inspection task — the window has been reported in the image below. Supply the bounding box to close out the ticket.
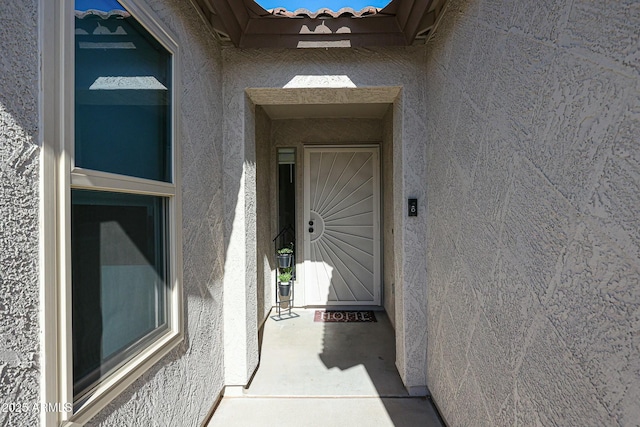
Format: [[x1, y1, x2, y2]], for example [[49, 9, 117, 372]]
[[71, 191, 168, 399], [277, 148, 296, 249], [74, 0, 172, 182], [57, 0, 183, 420]]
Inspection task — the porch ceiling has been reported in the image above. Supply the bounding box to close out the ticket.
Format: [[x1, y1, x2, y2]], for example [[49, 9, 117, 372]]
[[191, 0, 448, 48], [247, 85, 399, 119], [261, 103, 390, 120]]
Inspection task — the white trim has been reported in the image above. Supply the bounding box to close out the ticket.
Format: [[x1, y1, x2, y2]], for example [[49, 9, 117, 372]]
[[70, 168, 176, 197], [40, 0, 63, 424], [60, 0, 76, 423], [61, 331, 183, 425], [119, 0, 180, 57], [303, 145, 381, 307], [58, 0, 75, 418], [43, 0, 185, 424]]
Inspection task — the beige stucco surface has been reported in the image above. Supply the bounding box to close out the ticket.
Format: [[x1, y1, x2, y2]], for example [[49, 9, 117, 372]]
[[226, 48, 430, 392], [82, 0, 227, 425], [0, 1, 40, 426], [3, 0, 639, 424], [1, 0, 228, 422], [425, 0, 640, 425], [255, 106, 273, 326], [382, 108, 396, 325]]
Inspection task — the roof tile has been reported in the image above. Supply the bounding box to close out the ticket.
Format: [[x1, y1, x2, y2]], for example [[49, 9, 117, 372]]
[[268, 6, 380, 19]]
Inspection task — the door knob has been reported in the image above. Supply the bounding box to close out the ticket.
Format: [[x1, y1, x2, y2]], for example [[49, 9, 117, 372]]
[[309, 220, 314, 226], [309, 227, 314, 233]]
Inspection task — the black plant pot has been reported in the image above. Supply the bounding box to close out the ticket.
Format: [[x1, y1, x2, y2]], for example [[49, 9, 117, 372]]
[[278, 282, 291, 297], [277, 253, 292, 268]]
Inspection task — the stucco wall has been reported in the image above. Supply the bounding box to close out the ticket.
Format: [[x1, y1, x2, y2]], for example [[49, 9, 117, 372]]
[[224, 47, 429, 391], [256, 106, 273, 325], [89, 0, 226, 425], [382, 108, 396, 326], [425, 0, 640, 425], [0, 1, 40, 426]]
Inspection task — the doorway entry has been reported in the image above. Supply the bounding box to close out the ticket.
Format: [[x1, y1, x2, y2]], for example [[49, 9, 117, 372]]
[[303, 145, 381, 306]]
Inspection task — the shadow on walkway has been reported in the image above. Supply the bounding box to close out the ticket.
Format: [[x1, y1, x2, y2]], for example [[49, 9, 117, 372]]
[[208, 308, 444, 426]]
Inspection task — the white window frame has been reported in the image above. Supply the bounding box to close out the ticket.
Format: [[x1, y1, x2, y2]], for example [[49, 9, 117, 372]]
[[41, 0, 183, 425]]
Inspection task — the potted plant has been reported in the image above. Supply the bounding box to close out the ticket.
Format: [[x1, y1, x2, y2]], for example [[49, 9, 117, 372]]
[[276, 245, 294, 268], [278, 271, 292, 297]]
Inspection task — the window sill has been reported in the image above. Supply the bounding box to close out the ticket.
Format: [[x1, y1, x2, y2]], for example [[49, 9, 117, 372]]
[[63, 328, 183, 426]]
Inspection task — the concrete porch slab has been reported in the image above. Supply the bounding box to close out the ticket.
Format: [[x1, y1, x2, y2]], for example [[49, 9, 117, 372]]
[[247, 308, 408, 397], [209, 397, 444, 426], [206, 309, 443, 426]]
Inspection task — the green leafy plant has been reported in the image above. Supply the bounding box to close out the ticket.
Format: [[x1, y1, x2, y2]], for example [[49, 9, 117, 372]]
[[277, 245, 293, 255], [278, 272, 292, 283]]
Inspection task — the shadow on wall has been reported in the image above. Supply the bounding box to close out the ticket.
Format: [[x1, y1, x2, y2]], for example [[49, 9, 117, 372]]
[[52, 0, 230, 423]]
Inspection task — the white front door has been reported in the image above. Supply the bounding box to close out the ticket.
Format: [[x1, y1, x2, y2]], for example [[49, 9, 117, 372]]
[[303, 146, 381, 306]]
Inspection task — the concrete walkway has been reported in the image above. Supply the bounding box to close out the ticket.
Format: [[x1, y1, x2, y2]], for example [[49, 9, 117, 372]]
[[207, 309, 444, 426]]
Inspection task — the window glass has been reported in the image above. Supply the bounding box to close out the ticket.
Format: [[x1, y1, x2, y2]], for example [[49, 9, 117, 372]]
[[69, 0, 179, 413], [75, 1, 172, 182], [277, 148, 296, 250], [71, 189, 168, 397]]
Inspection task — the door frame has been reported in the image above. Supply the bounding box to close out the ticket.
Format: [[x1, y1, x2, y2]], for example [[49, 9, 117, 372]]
[[302, 144, 382, 306]]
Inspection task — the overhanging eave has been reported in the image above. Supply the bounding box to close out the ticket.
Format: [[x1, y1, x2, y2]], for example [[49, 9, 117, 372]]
[[193, 0, 448, 48]]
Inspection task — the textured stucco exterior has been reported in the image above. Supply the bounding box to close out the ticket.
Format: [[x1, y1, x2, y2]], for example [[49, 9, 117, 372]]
[[222, 89, 259, 387], [256, 106, 273, 325], [225, 48, 430, 391], [2, 0, 639, 424], [381, 108, 396, 326], [16, 0, 230, 426], [0, 1, 40, 426], [425, 0, 640, 425], [74, 0, 227, 425]]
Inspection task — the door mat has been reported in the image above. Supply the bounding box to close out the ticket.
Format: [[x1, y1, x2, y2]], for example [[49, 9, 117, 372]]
[[314, 310, 377, 323]]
